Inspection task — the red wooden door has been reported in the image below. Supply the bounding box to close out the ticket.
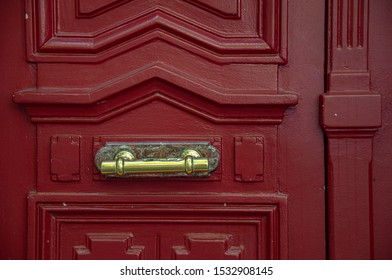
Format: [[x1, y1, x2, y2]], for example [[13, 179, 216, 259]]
[[1, 0, 390, 260]]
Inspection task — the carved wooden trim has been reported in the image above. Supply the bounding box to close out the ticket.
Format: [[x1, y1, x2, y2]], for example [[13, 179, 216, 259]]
[[73, 233, 145, 260], [172, 233, 243, 260], [14, 64, 297, 124], [18, 1, 296, 124], [321, 0, 380, 259], [326, 137, 375, 259], [25, 0, 287, 64], [327, 0, 369, 92]]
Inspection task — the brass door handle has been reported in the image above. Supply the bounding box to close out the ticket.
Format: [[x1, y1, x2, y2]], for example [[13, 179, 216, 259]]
[[100, 149, 208, 176], [95, 142, 220, 178]]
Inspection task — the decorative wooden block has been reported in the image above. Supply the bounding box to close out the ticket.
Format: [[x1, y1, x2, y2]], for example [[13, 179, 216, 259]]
[[235, 136, 264, 182], [73, 233, 145, 260], [172, 233, 243, 260], [321, 94, 381, 131], [50, 135, 81, 182]]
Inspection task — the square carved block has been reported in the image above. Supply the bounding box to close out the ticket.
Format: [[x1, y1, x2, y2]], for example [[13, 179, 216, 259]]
[[50, 135, 81, 182], [235, 136, 264, 182]]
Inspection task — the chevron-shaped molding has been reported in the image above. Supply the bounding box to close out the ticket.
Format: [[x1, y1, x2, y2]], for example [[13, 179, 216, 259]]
[[25, 0, 286, 63], [14, 63, 297, 123]]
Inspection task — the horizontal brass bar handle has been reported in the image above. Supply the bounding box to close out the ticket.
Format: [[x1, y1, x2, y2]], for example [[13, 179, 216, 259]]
[[100, 150, 209, 177]]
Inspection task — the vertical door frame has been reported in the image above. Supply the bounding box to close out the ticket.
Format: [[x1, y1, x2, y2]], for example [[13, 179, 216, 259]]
[[321, 0, 381, 259]]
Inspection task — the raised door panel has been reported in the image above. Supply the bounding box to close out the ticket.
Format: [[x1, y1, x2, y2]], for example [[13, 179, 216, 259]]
[[28, 195, 286, 259], [18, 0, 288, 111], [26, 0, 286, 63]]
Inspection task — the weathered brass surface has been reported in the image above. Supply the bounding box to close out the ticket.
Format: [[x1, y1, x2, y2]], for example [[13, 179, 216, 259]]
[[95, 142, 219, 178]]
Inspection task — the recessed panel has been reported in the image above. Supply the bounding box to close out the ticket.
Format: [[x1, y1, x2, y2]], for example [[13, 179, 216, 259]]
[[28, 195, 286, 260]]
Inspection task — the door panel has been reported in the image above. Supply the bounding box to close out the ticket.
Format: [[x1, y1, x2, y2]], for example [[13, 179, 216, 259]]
[[29, 195, 285, 259], [35, 108, 281, 193], [25, 0, 285, 64]]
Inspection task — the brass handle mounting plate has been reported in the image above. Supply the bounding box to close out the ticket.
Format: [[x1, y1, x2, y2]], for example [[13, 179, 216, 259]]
[[95, 142, 220, 178]]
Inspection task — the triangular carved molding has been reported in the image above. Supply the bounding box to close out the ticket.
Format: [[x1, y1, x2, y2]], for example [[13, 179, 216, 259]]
[[14, 64, 297, 124]]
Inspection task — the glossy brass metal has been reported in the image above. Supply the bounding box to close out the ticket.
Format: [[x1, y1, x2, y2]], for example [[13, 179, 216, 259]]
[[101, 149, 208, 176], [95, 143, 219, 178]]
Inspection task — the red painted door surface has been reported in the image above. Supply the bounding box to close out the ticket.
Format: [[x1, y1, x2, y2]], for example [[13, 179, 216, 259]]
[[1, 0, 391, 260]]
